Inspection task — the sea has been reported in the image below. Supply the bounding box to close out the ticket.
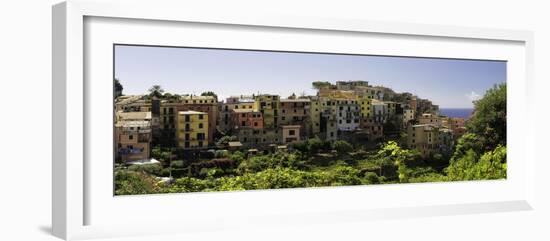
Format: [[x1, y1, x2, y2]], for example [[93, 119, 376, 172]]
[[439, 108, 474, 119]]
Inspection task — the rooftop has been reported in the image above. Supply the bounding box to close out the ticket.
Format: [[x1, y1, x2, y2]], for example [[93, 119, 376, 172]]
[[228, 141, 243, 147]]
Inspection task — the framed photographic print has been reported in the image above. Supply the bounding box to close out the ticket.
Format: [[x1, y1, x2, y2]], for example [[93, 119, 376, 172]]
[[52, 0, 535, 240]]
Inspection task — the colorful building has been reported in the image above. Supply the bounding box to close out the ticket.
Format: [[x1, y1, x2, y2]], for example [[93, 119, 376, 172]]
[[230, 109, 264, 129], [419, 113, 441, 127], [279, 98, 310, 136], [219, 95, 255, 131], [372, 99, 388, 123], [335, 98, 361, 131], [403, 108, 416, 127], [282, 125, 301, 143], [254, 94, 280, 129], [160, 95, 218, 145], [176, 111, 209, 150], [357, 95, 373, 119], [114, 111, 152, 162], [407, 124, 441, 157]]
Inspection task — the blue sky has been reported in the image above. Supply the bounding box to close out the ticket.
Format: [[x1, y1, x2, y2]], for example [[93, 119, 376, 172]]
[[114, 45, 506, 108]]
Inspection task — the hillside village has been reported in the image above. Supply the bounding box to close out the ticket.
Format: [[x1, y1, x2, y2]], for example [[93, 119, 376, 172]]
[[115, 80, 467, 163]]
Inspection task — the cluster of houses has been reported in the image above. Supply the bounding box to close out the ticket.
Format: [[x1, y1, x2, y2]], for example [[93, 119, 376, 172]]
[[114, 80, 467, 162]]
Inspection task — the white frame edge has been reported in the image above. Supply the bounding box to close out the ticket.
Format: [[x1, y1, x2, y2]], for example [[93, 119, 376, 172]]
[[52, 0, 535, 240]]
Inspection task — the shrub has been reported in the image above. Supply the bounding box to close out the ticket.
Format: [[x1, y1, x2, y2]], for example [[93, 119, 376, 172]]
[[332, 140, 353, 155], [115, 171, 162, 195], [127, 163, 163, 176], [364, 172, 380, 184]]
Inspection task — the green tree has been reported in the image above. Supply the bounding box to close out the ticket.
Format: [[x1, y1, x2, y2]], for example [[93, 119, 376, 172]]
[[114, 78, 123, 98], [449, 133, 484, 163], [307, 137, 324, 154], [148, 85, 164, 98], [312, 81, 333, 90], [466, 83, 506, 150], [446, 145, 506, 181], [115, 171, 161, 195], [201, 91, 218, 100], [332, 140, 353, 155], [364, 172, 381, 184], [377, 141, 415, 183]]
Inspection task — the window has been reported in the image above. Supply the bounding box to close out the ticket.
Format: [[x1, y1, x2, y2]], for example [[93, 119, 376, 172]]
[[199, 114, 204, 120], [242, 113, 246, 117], [185, 115, 190, 122], [198, 141, 203, 147], [199, 123, 203, 129], [254, 122, 258, 126], [128, 135, 133, 140], [289, 130, 296, 135], [241, 121, 246, 126]]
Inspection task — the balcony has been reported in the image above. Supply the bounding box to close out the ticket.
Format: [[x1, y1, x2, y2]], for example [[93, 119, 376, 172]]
[[121, 129, 151, 134]]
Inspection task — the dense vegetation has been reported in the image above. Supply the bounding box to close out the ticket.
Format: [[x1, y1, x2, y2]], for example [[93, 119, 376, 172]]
[[115, 84, 507, 195]]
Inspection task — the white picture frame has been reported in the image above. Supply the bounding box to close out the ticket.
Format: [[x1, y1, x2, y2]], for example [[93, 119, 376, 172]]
[[52, 0, 535, 240]]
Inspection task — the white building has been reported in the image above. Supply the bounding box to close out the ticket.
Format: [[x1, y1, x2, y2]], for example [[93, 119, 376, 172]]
[[335, 99, 360, 131]]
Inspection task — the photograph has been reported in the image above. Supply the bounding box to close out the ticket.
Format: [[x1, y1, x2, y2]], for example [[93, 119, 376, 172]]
[[113, 44, 507, 195]]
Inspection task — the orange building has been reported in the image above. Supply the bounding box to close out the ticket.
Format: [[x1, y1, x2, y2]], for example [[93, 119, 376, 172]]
[[230, 109, 264, 129]]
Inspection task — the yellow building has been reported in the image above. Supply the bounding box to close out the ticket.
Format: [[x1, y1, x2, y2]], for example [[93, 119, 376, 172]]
[[253, 94, 280, 129], [309, 97, 322, 135], [357, 95, 373, 118], [176, 111, 209, 149], [407, 124, 440, 157], [418, 113, 441, 127]]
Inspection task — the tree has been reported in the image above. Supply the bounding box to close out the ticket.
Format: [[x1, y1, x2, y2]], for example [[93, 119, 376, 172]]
[[114, 78, 123, 98], [148, 85, 164, 98], [312, 81, 333, 90], [377, 141, 415, 183], [115, 171, 161, 195], [307, 137, 324, 154], [446, 145, 506, 181], [449, 133, 484, 163], [332, 140, 353, 155], [201, 91, 218, 100], [364, 172, 381, 184], [466, 83, 506, 150]]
